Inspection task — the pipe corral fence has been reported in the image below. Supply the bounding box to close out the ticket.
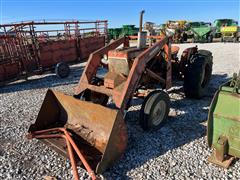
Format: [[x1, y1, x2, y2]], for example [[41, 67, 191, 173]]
[[0, 20, 108, 84]]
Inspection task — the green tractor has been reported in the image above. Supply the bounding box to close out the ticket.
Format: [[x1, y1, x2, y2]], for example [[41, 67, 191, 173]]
[[207, 72, 240, 168], [186, 22, 213, 43], [108, 28, 122, 40], [108, 25, 139, 40], [214, 19, 238, 41], [120, 24, 139, 37]]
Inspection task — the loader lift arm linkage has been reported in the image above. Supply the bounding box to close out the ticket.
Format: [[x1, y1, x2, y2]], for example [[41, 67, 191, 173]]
[[27, 128, 97, 180]]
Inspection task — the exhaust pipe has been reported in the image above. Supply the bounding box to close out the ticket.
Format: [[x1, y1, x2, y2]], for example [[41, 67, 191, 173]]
[[137, 10, 147, 49], [139, 10, 145, 33]]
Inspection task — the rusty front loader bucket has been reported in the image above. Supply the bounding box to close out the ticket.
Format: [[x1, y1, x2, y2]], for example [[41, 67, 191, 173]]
[[28, 89, 128, 174]]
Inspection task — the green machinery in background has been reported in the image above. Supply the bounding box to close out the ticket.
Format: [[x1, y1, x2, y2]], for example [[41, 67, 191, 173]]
[[108, 25, 139, 40], [220, 26, 239, 42], [207, 72, 240, 168], [108, 28, 122, 40], [121, 25, 139, 37], [108, 19, 239, 42], [185, 22, 213, 43], [214, 19, 239, 42]]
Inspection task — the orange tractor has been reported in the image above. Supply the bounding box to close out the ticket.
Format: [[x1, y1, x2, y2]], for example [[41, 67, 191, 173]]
[[27, 11, 213, 179]]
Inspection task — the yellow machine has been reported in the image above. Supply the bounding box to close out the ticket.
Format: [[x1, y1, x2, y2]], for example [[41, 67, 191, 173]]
[[165, 20, 188, 43]]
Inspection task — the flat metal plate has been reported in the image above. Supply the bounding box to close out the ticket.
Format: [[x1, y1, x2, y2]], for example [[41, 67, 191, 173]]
[[208, 152, 235, 169]]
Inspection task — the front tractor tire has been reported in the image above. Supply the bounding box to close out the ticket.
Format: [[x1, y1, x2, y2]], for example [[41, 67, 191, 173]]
[[183, 50, 213, 98], [140, 90, 170, 131]]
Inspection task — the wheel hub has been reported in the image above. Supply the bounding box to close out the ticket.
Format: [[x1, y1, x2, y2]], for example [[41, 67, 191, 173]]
[[152, 100, 166, 126]]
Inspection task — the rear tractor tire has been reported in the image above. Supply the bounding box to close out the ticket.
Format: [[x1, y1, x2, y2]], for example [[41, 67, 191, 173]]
[[55, 62, 70, 78], [140, 90, 170, 131], [183, 50, 213, 98]]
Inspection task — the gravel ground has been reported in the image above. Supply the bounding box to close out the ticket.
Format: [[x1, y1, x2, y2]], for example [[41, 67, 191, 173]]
[[0, 42, 239, 180]]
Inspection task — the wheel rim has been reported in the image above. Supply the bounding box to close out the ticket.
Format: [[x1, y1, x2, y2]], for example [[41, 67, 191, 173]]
[[151, 100, 166, 126]]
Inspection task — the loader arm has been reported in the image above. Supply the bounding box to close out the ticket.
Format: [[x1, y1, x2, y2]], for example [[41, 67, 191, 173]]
[[74, 36, 171, 110]]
